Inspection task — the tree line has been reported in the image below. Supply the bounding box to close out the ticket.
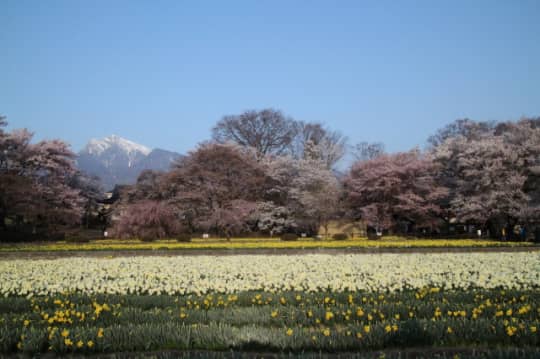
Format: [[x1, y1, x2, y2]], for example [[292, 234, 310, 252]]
[[0, 116, 102, 240], [1, 110, 539, 241]]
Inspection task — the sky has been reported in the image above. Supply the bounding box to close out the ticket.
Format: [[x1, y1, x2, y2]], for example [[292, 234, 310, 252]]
[[1, 0, 539, 158]]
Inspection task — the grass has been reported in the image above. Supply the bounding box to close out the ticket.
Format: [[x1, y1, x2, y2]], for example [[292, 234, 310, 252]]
[[0, 237, 536, 252], [1, 288, 538, 355]]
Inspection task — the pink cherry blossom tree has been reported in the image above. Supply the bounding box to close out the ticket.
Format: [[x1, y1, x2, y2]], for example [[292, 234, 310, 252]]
[[113, 200, 183, 240], [0, 118, 84, 238], [165, 142, 266, 236], [263, 155, 341, 235], [432, 117, 540, 238], [344, 149, 448, 234]]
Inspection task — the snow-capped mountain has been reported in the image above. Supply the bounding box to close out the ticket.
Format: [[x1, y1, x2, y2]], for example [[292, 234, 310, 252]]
[[77, 135, 182, 190], [85, 135, 152, 155]]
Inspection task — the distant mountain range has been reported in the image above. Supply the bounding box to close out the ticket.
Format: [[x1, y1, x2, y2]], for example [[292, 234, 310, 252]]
[[77, 135, 182, 190]]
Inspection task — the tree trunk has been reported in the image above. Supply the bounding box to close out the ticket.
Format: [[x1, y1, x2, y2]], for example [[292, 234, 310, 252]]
[[0, 211, 5, 231]]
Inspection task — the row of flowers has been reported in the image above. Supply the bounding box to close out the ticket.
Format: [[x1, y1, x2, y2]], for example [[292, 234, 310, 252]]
[[1, 252, 539, 296], [0, 238, 532, 252], [1, 289, 539, 354]]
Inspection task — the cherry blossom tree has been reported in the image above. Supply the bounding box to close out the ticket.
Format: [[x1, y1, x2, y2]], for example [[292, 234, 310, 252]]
[[254, 202, 296, 236], [344, 150, 448, 234], [114, 200, 182, 240], [497, 118, 540, 225], [431, 117, 540, 238], [165, 143, 266, 236], [263, 155, 341, 235], [289, 158, 341, 235], [427, 118, 494, 149], [0, 118, 84, 238], [434, 135, 527, 227], [198, 199, 258, 239]]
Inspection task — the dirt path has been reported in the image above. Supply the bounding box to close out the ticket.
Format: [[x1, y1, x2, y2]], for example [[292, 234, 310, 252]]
[[1, 245, 539, 259]]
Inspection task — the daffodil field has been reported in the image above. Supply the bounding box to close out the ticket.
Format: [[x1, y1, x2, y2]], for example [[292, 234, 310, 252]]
[[1, 252, 540, 357]]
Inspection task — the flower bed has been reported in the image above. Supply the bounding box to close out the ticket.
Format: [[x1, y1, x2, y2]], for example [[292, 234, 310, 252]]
[[0, 289, 539, 355], [0, 237, 534, 252], [1, 252, 538, 297], [1, 252, 539, 355]]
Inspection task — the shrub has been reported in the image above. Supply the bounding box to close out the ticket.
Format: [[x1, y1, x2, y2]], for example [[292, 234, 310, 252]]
[[64, 229, 102, 243], [280, 233, 298, 241], [44, 231, 66, 241], [332, 233, 348, 240], [366, 227, 381, 240], [114, 200, 183, 240], [176, 233, 192, 242], [65, 237, 90, 244], [0, 230, 36, 243], [139, 234, 156, 242]]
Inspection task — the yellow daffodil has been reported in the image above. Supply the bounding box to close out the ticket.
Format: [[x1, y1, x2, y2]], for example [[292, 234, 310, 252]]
[[325, 311, 334, 321], [506, 326, 517, 336]]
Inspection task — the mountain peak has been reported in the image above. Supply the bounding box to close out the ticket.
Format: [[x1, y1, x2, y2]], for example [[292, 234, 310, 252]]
[[77, 135, 182, 190], [84, 135, 152, 156]]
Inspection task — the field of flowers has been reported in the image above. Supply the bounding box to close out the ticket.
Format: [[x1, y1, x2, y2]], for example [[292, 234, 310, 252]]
[[1, 252, 539, 356], [0, 237, 534, 253], [1, 253, 539, 296]]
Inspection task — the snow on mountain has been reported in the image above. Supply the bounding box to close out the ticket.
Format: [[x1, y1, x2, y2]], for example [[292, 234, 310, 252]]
[[77, 135, 182, 190], [84, 135, 152, 157]]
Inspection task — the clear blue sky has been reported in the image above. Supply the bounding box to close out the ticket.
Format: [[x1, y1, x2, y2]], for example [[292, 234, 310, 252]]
[[1, 0, 539, 156]]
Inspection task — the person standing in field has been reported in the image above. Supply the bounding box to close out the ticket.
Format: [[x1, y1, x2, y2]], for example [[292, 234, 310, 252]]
[[520, 226, 527, 241]]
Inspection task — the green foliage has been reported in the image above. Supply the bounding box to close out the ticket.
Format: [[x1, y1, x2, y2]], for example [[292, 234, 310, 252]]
[[0, 289, 539, 355]]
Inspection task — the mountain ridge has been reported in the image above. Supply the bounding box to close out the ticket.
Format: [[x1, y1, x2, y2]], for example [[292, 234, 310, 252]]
[[77, 135, 182, 190]]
